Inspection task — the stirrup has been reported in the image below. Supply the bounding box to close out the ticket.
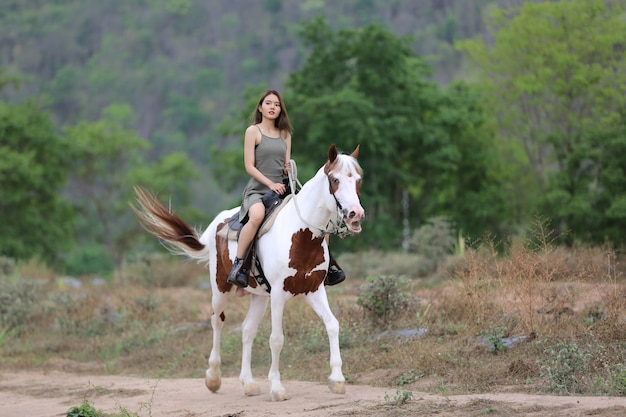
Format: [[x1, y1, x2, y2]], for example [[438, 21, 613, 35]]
[[227, 258, 248, 288]]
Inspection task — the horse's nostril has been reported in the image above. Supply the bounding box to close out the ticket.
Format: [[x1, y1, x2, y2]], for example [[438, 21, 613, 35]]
[[349, 211, 356, 219]]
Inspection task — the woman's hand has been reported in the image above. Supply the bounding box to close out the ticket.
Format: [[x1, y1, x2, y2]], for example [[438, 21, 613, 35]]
[[270, 181, 286, 195]]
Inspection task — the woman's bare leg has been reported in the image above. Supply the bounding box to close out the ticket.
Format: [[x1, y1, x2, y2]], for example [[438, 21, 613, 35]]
[[228, 202, 265, 287], [236, 203, 265, 258]]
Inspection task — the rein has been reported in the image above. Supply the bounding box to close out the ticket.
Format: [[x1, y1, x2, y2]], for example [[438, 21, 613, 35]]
[[286, 159, 349, 238]]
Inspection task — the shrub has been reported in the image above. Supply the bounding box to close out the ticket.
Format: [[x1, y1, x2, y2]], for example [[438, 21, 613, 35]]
[[65, 244, 114, 277], [480, 326, 508, 353], [0, 256, 16, 277], [384, 389, 413, 405], [610, 368, 626, 395], [48, 291, 111, 337], [0, 277, 40, 334], [539, 341, 594, 394], [408, 216, 456, 276], [356, 275, 415, 327], [66, 400, 102, 417]]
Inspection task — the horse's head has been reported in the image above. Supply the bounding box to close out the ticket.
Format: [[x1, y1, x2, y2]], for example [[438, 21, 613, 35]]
[[324, 144, 365, 234]]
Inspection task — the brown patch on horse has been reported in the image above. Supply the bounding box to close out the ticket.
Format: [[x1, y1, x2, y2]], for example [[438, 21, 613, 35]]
[[215, 219, 257, 293], [324, 155, 340, 196], [283, 229, 326, 295]]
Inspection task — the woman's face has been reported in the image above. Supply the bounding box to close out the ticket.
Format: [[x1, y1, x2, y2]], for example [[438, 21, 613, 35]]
[[258, 93, 281, 120]]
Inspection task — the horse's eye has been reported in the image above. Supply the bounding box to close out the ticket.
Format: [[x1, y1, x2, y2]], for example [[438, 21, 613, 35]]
[[332, 177, 340, 185]]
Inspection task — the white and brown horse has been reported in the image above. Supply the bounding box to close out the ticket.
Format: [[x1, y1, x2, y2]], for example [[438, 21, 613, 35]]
[[133, 144, 364, 401]]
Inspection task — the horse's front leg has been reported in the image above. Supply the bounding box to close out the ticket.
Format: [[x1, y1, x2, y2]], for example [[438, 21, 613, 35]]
[[239, 294, 269, 396], [304, 287, 346, 394], [268, 292, 290, 401]]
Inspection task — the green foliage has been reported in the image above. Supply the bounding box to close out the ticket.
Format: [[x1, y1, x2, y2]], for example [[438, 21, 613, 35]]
[[384, 389, 413, 405], [539, 341, 595, 394], [65, 104, 199, 274], [288, 17, 505, 250], [65, 111, 148, 271], [480, 326, 508, 353], [66, 400, 102, 417], [408, 216, 456, 275], [0, 1, 545, 265], [5, 0, 626, 265], [65, 244, 114, 277], [356, 275, 413, 327], [397, 370, 422, 386], [0, 99, 75, 264], [458, 0, 626, 246], [560, 120, 626, 246], [610, 368, 626, 396]]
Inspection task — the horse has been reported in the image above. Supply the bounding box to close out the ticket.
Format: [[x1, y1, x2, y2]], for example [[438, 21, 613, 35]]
[[132, 144, 364, 401]]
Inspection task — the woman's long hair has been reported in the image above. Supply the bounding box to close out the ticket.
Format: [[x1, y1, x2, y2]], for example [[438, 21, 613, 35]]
[[249, 89, 293, 135]]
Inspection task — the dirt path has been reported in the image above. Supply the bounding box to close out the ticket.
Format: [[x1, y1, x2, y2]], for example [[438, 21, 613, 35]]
[[1, 370, 626, 417]]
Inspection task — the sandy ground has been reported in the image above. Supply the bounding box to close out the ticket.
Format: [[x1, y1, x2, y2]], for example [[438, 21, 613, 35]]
[[2, 370, 626, 417]]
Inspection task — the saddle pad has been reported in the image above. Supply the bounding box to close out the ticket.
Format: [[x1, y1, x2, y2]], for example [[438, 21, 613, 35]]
[[216, 195, 293, 241]]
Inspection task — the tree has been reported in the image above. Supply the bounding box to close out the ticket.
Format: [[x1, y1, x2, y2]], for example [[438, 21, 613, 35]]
[[286, 17, 506, 249], [0, 98, 74, 264], [65, 103, 199, 277], [457, 0, 626, 245]]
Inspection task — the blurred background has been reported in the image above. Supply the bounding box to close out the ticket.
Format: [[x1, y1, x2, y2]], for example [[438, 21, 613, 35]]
[[1, 0, 625, 277]]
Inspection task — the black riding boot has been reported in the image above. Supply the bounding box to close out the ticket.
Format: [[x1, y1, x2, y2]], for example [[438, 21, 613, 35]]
[[325, 252, 346, 286], [227, 257, 249, 288]]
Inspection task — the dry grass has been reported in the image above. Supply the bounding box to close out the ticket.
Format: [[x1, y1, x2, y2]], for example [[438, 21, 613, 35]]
[[2, 230, 626, 396]]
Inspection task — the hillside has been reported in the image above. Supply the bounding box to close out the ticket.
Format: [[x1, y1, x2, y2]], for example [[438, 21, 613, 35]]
[[1, 0, 503, 156]]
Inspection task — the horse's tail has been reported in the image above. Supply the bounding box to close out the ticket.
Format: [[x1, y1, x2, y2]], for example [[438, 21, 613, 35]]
[[131, 186, 211, 262]]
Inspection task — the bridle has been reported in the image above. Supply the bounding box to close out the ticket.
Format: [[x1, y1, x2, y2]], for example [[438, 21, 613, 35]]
[[287, 159, 351, 238]]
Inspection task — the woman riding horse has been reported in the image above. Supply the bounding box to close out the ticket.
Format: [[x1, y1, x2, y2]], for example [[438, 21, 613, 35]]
[[227, 90, 345, 288]]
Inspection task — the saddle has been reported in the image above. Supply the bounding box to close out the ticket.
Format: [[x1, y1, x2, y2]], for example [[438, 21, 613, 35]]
[[217, 189, 294, 293], [217, 193, 292, 242]]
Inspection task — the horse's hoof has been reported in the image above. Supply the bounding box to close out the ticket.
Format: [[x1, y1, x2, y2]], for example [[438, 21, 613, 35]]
[[243, 382, 262, 396], [270, 389, 289, 401], [328, 379, 346, 394], [205, 370, 221, 393], [205, 377, 221, 393]]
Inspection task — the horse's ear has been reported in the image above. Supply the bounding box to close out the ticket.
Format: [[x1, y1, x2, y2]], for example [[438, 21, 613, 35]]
[[350, 144, 360, 159], [328, 144, 338, 163]]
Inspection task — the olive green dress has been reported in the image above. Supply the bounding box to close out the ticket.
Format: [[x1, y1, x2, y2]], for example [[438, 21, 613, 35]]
[[238, 127, 287, 223]]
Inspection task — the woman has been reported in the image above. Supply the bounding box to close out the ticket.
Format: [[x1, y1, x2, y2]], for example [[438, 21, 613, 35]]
[[227, 90, 345, 288]]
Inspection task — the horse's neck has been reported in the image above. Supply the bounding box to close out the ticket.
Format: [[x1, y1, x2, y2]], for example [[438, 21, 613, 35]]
[[290, 170, 334, 231]]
